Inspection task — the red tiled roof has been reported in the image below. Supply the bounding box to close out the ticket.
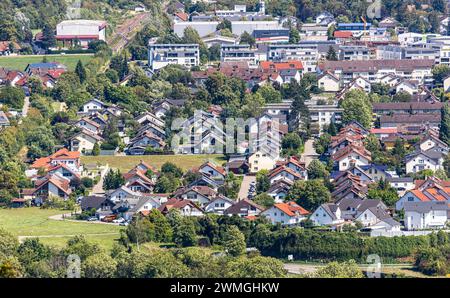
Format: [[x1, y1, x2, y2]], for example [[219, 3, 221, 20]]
[[334, 31, 353, 38], [260, 61, 303, 71], [273, 201, 309, 217]]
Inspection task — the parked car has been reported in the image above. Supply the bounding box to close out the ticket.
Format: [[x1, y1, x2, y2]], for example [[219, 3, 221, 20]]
[[113, 217, 125, 223], [119, 222, 129, 226], [102, 215, 117, 223], [87, 217, 97, 222]]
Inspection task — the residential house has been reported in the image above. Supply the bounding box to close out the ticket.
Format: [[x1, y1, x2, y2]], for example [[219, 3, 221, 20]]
[[175, 185, 217, 208], [204, 195, 235, 215], [123, 169, 155, 193], [248, 150, 276, 173], [404, 201, 449, 230], [158, 198, 204, 216], [32, 174, 72, 204], [404, 149, 444, 174], [395, 177, 450, 210], [318, 71, 341, 92], [69, 129, 104, 153], [31, 148, 81, 173], [223, 198, 264, 218], [198, 162, 227, 182], [81, 99, 106, 114], [332, 144, 372, 171], [267, 179, 293, 202], [0, 111, 10, 128], [261, 202, 310, 225], [80, 196, 115, 219]]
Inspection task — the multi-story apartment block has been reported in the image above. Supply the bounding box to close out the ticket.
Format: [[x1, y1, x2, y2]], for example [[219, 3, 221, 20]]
[[338, 45, 370, 61], [267, 44, 318, 72], [220, 44, 257, 65], [319, 59, 434, 86], [148, 44, 200, 71]]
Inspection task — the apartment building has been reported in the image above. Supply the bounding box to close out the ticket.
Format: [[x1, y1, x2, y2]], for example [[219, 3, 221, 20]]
[[148, 44, 200, 71], [267, 44, 318, 72]]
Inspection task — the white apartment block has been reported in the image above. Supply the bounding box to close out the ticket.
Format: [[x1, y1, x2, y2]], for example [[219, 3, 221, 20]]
[[148, 44, 200, 71], [267, 44, 318, 72]]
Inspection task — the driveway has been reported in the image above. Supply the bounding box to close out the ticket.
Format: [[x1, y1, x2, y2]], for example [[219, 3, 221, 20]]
[[91, 165, 109, 195], [238, 175, 256, 200], [300, 139, 319, 167]]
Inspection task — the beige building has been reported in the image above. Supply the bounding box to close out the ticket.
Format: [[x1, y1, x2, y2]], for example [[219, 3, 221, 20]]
[[248, 151, 276, 173]]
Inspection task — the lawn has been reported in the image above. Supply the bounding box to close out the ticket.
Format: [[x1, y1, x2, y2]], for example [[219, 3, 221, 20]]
[[0, 54, 94, 71], [0, 208, 123, 251], [81, 154, 227, 172]]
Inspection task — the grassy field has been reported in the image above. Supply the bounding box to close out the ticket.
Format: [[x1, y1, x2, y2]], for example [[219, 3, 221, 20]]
[[0, 54, 94, 71], [0, 208, 123, 251], [81, 154, 227, 172]]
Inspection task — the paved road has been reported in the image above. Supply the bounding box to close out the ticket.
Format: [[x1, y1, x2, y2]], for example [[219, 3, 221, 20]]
[[238, 175, 256, 200], [300, 139, 319, 167], [91, 165, 109, 195], [18, 96, 30, 124]]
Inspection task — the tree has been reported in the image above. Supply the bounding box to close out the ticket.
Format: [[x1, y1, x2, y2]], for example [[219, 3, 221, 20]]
[[161, 162, 183, 178], [223, 226, 246, 257], [75, 60, 87, 84], [307, 159, 329, 179], [256, 170, 270, 194], [253, 193, 275, 208], [92, 142, 100, 156], [256, 84, 282, 103], [64, 235, 100, 261], [440, 103, 450, 146], [415, 247, 448, 276], [367, 180, 399, 207], [0, 229, 19, 258], [289, 28, 300, 43], [312, 260, 364, 278], [392, 91, 412, 102], [0, 256, 23, 278], [286, 179, 331, 210], [240, 31, 256, 48], [314, 133, 331, 155], [41, 23, 55, 50], [147, 209, 173, 242], [173, 217, 197, 247], [432, 64, 450, 86], [82, 253, 117, 278], [116, 249, 189, 278], [225, 256, 287, 278], [103, 169, 124, 190], [340, 89, 372, 129], [281, 132, 303, 156], [0, 86, 25, 109], [326, 46, 338, 60]]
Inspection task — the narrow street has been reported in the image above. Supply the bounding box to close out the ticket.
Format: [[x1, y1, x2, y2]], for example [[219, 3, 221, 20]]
[[300, 139, 319, 167], [238, 175, 256, 200]]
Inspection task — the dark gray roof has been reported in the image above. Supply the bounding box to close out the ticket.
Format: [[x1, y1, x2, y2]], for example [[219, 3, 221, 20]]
[[387, 177, 414, 183], [404, 201, 449, 212], [80, 196, 109, 210]]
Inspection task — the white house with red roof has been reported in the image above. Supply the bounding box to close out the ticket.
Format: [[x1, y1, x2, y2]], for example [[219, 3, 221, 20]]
[[32, 174, 72, 203], [268, 165, 304, 185], [31, 148, 81, 173], [332, 144, 371, 171], [261, 202, 310, 225], [395, 177, 450, 210], [198, 161, 227, 181], [158, 198, 204, 216], [404, 201, 449, 230], [205, 195, 235, 215]]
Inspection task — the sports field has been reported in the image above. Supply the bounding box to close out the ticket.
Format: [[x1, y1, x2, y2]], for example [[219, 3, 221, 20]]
[[0, 54, 94, 71]]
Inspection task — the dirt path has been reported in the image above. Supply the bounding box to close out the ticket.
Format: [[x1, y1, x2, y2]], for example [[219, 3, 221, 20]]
[[18, 232, 119, 243]]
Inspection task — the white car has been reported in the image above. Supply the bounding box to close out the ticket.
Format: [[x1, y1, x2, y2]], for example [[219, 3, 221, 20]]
[[112, 218, 125, 223]]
